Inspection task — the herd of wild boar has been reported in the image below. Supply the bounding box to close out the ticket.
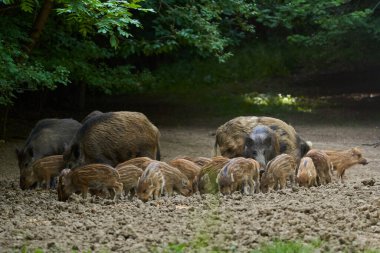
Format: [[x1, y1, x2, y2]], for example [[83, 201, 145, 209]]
[[15, 111, 369, 202]]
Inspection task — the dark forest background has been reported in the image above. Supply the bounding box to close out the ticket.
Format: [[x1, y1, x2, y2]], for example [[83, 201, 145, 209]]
[[1, 0, 380, 138]]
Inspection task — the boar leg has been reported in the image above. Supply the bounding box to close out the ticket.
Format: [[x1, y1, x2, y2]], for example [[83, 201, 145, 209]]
[[153, 188, 160, 200], [44, 175, 51, 190], [289, 174, 296, 187], [279, 177, 287, 190], [253, 177, 260, 193], [247, 179, 255, 195], [81, 186, 89, 199], [108, 188, 116, 200], [165, 186, 173, 197], [128, 188, 136, 200], [124, 186, 130, 198], [339, 169, 346, 183]]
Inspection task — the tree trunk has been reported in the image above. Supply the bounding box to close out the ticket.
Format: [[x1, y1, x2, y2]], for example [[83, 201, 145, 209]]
[[25, 0, 54, 54]]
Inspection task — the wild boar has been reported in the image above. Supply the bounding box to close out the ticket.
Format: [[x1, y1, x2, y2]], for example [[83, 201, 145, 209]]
[[168, 158, 201, 193], [260, 154, 296, 193], [64, 111, 161, 169], [198, 156, 230, 194], [16, 118, 82, 189], [57, 164, 123, 201], [116, 157, 154, 171], [323, 147, 368, 183], [214, 116, 311, 170], [136, 161, 192, 201], [305, 149, 332, 185], [296, 157, 317, 188], [217, 157, 260, 195], [22, 155, 65, 190], [136, 162, 165, 202], [115, 164, 143, 199]]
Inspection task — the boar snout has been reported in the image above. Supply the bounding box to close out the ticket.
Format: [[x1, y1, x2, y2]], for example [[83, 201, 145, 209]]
[[360, 158, 368, 165]]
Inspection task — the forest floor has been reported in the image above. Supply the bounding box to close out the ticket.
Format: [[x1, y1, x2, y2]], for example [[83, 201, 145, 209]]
[[0, 107, 380, 252]]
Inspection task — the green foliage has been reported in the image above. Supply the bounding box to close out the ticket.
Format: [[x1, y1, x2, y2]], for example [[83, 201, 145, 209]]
[[56, 0, 154, 48], [251, 240, 316, 253], [0, 16, 70, 106], [121, 0, 257, 60], [1, 0, 380, 107]]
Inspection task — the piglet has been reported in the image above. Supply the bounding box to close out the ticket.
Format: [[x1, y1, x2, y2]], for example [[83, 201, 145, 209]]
[[57, 164, 123, 201]]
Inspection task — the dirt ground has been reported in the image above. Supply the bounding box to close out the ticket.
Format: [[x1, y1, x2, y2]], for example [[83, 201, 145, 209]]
[[0, 116, 380, 252]]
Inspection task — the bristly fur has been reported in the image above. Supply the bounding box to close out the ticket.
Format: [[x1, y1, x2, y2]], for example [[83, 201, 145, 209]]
[[323, 147, 367, 182], [214, 116, 311, 164]]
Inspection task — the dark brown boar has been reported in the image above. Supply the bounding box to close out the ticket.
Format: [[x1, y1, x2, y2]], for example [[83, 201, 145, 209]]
[[214, 116, 311, 171], [116, 157, 154, 171], [22, 155, 65, 189], [217, 157, 260, 195], [305, 149, 332, 185], [260, 154, 296, 193], [296, 157, 317, 188], [115, 164, 143, 199], [136, 161, 192, 201], [57, 164, 123, 201], [323, 147, 368, 183], [168, 158, 201, 193], [64, 111, 160, 169], [198, 156, 230, 194]]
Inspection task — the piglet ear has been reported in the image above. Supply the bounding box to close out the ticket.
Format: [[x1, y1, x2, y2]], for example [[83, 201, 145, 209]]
[[181, 179, 188, 186]]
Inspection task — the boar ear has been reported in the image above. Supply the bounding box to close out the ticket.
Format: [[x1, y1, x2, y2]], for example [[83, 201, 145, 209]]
[[181, 179, 188, 186], [244, 137, 254, 147]]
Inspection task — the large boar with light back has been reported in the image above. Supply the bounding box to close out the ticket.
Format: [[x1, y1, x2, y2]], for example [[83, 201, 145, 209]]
[[323, 147, 368, 183], [214, 116, 311, 171], [217, 157, 260, 195], [64, 111, 160, 169], [136, 161, 192, 202], [260, 154, 296, 193], [16, 118, 82, 189], [57, 164, 123, 201]]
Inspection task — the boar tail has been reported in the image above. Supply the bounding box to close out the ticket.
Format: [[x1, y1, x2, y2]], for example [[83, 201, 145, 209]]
[[156, 143, 161, 161], [213, 139, 219, 157]]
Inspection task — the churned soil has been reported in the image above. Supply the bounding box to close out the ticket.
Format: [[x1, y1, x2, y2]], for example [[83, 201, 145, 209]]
[[0, 117, 380, 252]]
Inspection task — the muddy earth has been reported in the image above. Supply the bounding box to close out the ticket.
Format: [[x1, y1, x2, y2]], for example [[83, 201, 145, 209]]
[[0, 116, 380, 252]]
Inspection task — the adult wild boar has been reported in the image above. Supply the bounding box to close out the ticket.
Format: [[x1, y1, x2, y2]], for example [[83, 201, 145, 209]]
[[214, 116, 311, 170], [16, 118, 82, 189], [64, 111, 161, 169]]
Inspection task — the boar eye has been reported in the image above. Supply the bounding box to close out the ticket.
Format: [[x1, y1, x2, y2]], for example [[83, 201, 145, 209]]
[[251, 151, 257, 157]]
